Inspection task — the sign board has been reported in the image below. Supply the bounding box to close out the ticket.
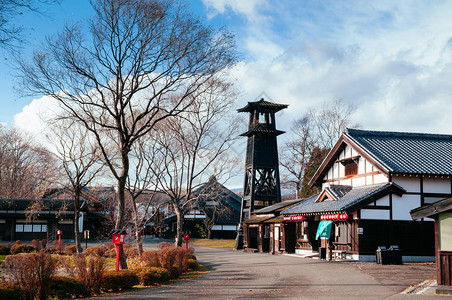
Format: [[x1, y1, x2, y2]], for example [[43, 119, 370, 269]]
[[357, 227, 364, 234], [320, 214, 349, 221], [112, 233, 125, 245], [84, 230, 90, 239], [284, 216, 305, 221], [315, 221, 332, 240], [56, 229, 62, 235], [183, 234, 190, 241]]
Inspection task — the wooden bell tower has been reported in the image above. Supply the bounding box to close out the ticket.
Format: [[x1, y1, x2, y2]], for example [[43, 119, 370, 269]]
[[238, 98, 288, 219]]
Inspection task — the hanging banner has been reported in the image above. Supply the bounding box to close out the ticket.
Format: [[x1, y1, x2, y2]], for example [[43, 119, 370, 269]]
[[320, 213, 348, 221], [315, 220, 333, 240], [284, 216, 305, 221]]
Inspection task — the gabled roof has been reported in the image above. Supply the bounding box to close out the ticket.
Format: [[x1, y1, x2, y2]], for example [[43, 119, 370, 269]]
[[310, 128, 452, 187], [282, 183, 405, 216], [0, 198, 76, 212]]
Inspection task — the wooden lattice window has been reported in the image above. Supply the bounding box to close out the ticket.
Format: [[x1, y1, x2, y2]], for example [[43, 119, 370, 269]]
[[344, 161, 358, 176]]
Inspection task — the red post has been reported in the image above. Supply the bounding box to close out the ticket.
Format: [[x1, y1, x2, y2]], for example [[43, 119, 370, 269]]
[[56, 229, 62, 252], [183, 234, 190, 249], [115, 244, 120, 271]]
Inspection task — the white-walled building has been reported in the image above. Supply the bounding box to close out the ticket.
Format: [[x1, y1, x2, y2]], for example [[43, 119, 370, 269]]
[[282, 128, 452, 261]]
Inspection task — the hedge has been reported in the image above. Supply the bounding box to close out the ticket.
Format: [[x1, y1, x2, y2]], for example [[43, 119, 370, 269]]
[[137, 267, 169, 286], [49, 276, 89, 299], [101, 270, 139, 292], [0, 282, 24, 300], [10, 244, 35, 254]]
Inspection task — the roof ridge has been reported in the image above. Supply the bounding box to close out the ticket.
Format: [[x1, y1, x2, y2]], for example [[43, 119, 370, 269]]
[[346, 128, 452, 140]]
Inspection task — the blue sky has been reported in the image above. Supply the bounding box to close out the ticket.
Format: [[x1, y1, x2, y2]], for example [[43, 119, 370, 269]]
[[6, 0, 452, 139]]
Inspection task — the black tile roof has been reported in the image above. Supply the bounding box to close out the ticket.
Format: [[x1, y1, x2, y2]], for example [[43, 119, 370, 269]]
[[237, 98, 288, 113], [282, 183, 405, 215], [0, 198, 76, 211], [346, 128, 452, 175], [252, 199, 301, 214]]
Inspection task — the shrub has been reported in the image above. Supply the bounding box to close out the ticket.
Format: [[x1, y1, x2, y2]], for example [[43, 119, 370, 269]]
[[188, 258, 199, 271], [3, 252, 58, 300], [65, 245, 77, 255], [0, 245, 11, 255], [10, 244, 35, 254], [41, 247, 57, 254], [158, 241, 174, 249], [137, 267, 169, 286], [105, 248, 116, 258], [101, 270, 139, 292], [125, 247, 139, 258], [168, 264, 181, 279], [141, 250, 160, 268], [73, 254, 107, 294], [0, 282, 24, 300], [49, 276, 89, 299], [85, 246, 104, 256]]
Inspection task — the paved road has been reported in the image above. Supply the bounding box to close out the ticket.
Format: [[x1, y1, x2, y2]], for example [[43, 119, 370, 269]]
[[99, 242, 440, 299]]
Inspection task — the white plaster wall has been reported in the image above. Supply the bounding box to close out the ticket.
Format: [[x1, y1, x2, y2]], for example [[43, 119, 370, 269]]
[[392, 177, 420, 193], [374, 174, 388, 184], [353, 177, 366, 186], [392, 194, 421, 221], [340, 178, 352, 186], [423, 177, 451, 194], [358, 157, 365, 175], [375, 195, 390, 206], [361, 208, 390, 220], [366, 161, 373, 174]]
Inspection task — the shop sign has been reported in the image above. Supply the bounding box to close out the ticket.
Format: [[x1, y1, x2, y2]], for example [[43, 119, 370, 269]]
[[284, 216, 305, 221], [320, 213, 349, 220]]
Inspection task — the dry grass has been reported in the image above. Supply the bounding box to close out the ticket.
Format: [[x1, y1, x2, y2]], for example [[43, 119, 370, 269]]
[[190, 239, 236, 248]]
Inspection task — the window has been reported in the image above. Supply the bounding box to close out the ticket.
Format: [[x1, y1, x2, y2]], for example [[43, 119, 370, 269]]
[[344, 161, 358, 176], [15, 223, 47, 233]]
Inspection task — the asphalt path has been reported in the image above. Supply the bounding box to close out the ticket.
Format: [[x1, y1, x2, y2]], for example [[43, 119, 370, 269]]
[[97, 240, 440, 299]]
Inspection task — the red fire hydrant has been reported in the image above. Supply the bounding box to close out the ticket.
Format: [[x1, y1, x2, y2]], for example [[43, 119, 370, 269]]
[[112, 231, 126, 271], [183, 233, 190, 249]]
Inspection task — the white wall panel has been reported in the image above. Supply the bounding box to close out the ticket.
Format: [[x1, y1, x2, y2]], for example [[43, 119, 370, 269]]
[[392, 177, 420, 193], [423, 177, 451, 194], [353, 177, 366, 187], [374, 174, 388, 184], [392, 194, 421, 221], [375, 195, 390, 206], [361, 209, 390, 220]]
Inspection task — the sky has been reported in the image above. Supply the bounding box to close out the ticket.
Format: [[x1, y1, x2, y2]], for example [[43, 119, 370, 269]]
[[3, 0, 452, 188]]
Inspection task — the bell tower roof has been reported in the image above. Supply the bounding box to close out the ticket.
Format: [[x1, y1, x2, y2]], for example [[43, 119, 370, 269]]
[[237, 98, 288, 113]]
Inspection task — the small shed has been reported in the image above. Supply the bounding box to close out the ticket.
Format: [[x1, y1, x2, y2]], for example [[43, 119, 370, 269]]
[[410, 197, 452, 294]]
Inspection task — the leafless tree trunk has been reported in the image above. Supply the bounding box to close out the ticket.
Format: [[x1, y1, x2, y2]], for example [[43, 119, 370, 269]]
[[19, 0, 237, 267], [148, 81, 241, 246], [46, 119, 104, 253]]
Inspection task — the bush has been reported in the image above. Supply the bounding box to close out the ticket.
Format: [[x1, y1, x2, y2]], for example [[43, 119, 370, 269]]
[[65, 245, 77, 255], [85, 246, 104, 257], [49, 276, 89, 299], [125, 247, 139, 258], [41, 247, 57, 254], [3, 252, 58, 300], [137, 267, 169, 286], [104, 248, 116, 258], [10, 244, 35, 254], [141, 250, 159, 267], [101, 270, 139, 292], [0, 245, 11, 255], [158, 241, 174, 249], [72, 254, 107, 295], [188, 258, 199, 271], [0, 282, 24, 300]]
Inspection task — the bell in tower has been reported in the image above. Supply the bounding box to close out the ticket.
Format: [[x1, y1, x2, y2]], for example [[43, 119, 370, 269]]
[[238, 98, 288, 220]]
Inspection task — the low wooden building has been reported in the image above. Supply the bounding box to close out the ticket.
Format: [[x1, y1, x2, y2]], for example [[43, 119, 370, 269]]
[[242, 199, 300, 253], [411, 197, 452, 294], [282, 129, 452, 261]]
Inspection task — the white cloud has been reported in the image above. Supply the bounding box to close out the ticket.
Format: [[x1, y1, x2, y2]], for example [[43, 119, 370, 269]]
[[13, 95, 61, 149], [223, 1, 452, 134], [201, 0, 268, 21]]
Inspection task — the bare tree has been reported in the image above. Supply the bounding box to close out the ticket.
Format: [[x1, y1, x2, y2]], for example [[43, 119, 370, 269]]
[[280, 98, 357, 198], [149, 81, 240, 246], [309, 98, 357, 150], [0, 125, 56, 198], [0, 0, 60, 48], [19, 0, 237, 267], [46, 119, 104, 252], [280, 115, 316, 199]]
